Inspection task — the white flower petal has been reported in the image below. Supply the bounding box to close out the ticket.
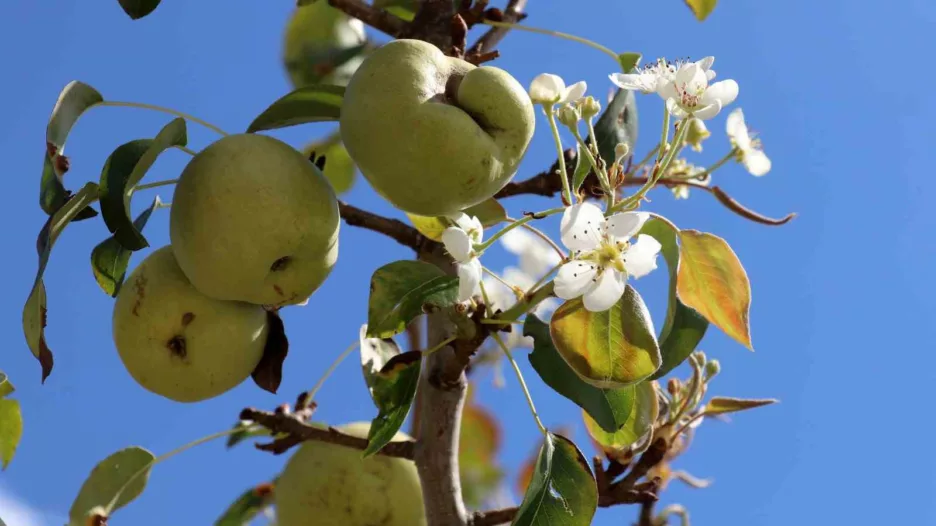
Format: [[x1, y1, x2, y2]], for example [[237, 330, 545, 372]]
[[657, 80, 678, 102], [559, 203, 606, 252], [610, 73, 657, 94], [726, 108, 748, 142], [695, 56, 715, 71], [456, 259, 482, 301], [529, 73, 565, 104], [583, 270, 627, 312], [624, 234, 662, 279], [560, 81, 587, 104], [692, 101, 722, 120], [442, 227, 473, 262], [703, 79, 739, 107], [666, 98, 689, 119], [743, 148, 772, 176], [606, 211, 649, 240], [554, 261, 599, 300]]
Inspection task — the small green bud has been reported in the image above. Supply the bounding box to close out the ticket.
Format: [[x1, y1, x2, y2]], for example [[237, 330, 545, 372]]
[[579, 96, 601, 118], [705, 359, 721, 378], [685, 117, 710, 152], [614, 142, 630, 163], [557, 103, 580, 127]]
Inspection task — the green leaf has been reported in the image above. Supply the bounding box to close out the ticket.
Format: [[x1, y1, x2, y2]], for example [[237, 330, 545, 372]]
[[406, 198, 507, 242], [639, 217, 709, 380], [372, 0, 418, 20], [360, 327, 403, 403], [677, 230, 752, 349], [42, 81, 103, 218], [549, 287, 661, 389], [99, 118, 186, 251], [247, 85, 345, 133], [704, 396, 777, 416], [512, 432, 597, 526], [251, 311, 289, 394], [525, 315, 635, 433], [684, 0, 717, 21], [617, 52, 642, 73], [592, 88, 638, 169], [214, 481, 275, 526], [571, 143, 592, 194], [69, 446, 155, 524], [117, 0, 162, 19], [583, 379, 658, 459], [0, 399, 23, 470], [0, 372, 14, 399], [364, 351, 421, 457], [225, 421, 273, 449], [303, 136, 356, 194], [91, 196, 161, 297], [366, 260, 459, 338], [24, 183, 100, 382]]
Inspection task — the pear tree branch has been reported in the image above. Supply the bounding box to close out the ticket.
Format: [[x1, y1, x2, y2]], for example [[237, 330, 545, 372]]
[[338, 201, 437, 251], [467, 0, 528, 56], [326, 0, 408, 37]]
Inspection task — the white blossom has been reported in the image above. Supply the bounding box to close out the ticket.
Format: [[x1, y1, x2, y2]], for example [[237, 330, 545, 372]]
[[441, 213, 484, 302], [554, 203, 661, 312], [609, 56, 715, 96], [726, 108, 771, 176], [666, 159, 710, 200], [658, 61, 738, 120], [528, 73, 587, 105]]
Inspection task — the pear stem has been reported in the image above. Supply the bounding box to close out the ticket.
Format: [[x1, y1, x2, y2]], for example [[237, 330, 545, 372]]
[[95, 101, 229, 137], [133, 178, 179, 192], [304, 339, 360, 405], [481, 20, 621, 67]]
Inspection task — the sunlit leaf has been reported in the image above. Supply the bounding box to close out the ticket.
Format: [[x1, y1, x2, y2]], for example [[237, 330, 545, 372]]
[[583, 380, 658, 461], [704, 396, 777, 416], [371, 0, 418, 20], [24, 183, 100, 382], [512, 433, 597, 526], [214, 481, 275, 526], [549, 287, 661, 389], [525, 315, 635, 433], [117, 0, 161, 19], [677, 230, 752, 349], [360, 325, 403, 403], [69, 447, 155, 524], [251, 311, 289, 394], [366, 260, 459, 338], [91, 196, 161, 297], [0, 399, 23, 470], [406, 199, 507, 242], [0, 372, 13, 399], [684, 0, 717, 21], [617, 52, 642, 73], [365, 351, 421, 457], [639, 217, 709, 380], [247, 85, 344, 133], [303, 136, 356, 194]]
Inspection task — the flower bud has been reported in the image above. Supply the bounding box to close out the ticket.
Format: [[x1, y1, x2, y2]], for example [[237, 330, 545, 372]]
[[614, 142, 630, 164], [557, 103, 580, 127], [684, 117, 710, 152], [705, 359, 721, 378], [580, 96, 601, 118]]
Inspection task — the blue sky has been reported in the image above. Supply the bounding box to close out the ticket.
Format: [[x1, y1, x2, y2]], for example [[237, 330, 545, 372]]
[[1, 0, 935, 525]]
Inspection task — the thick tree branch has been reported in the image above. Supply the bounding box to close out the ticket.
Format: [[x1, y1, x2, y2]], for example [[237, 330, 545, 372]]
[[468, 0, 528, 56], [240, 407, 415, 459], [338, 201, 436, 251], [326, 0, 408, 37]]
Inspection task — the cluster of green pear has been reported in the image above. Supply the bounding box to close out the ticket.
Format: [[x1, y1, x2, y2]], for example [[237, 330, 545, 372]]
[[112, 133, 340, 403]]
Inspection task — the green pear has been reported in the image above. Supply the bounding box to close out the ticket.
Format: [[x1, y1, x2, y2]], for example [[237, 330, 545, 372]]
[[169, 133, 340, 307], [283, 1, 367, 87], [275, 422, 426, 526], [112, 246, 268, 403], [340, 39, 535, 216]]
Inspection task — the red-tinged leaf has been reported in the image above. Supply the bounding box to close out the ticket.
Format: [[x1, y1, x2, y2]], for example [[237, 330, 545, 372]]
[[677, 230, 753, 349], [251, 311, 289, 394], [214, 482, 275, 526], [704, 396, 777, 416]]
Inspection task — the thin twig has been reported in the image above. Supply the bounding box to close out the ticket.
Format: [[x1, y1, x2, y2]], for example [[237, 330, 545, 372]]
[[326, 0, 408, 37], [240, 407, 415, 459], [467, 0, 528, 56], [338, 201, 435, 251]]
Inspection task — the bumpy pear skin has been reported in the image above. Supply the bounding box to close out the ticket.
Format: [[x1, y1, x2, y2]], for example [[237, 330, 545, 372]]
[[170, 133, 340, 307], [340, 39, 535, 216], [275, 422, 426, 526], [283, 1, 367, 87], [112, 246, 269, 403]]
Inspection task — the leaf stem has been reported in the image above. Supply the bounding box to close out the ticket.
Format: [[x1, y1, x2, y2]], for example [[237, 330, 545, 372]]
[[698, 147, 738, 178], [304, 339, 359, 404], [545, 108, 574, 205], [422, 336, 458, 356], [571, 127, 613, 209], [96, 101, 229, 137], [613, 114, 690, 213], [509, 218, 566, 260], [174, 145, 197, 156], [133, 178, 179, 192], [494, 281, 556, 322], [493, 332, 548, 436], [481, 20, 620, 67], [481, 266, 517, 291], [626, 143, 660, 179], [474, 207, 565, 252]]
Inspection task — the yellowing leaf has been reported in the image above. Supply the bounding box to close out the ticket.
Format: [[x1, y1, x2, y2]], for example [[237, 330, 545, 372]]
[[677, 230, 753, 349], [406, 198, 507, 241], [0, 399, 23, 470], [684, 0, 717, 21], [704, 396, 777, 415], [549, 287, 661, 389]]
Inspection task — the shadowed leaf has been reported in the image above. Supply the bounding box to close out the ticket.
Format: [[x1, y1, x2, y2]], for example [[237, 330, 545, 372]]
[[251, 311, 289, 394], [69, 447, 155, 524], [360, 325, 403, 403], [99, 118, 186, 251], [247, 85, 344, 133], [365, 351, 421, 457], [592, 87, 638, 170], [0, 399, 23, 470], [525, 315, 635, 433], [367, 260, 458, 338], [225, 421, 273, 449], [677, 230, 752, 349], [91, 196, 161, 296], [513, 433, 597, 526], [117, 0, 161, 19], [303, 136, 357, 194], [583, 380, 658, 461], [639, 217, 709, 380], [704, 396, 777, 416], [214, 481, 275, 526], [549, 287, 661, 389], [371, 0, 418, 20]]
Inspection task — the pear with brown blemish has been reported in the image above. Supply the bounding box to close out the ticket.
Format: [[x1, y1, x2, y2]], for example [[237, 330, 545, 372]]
[[112, 246, 269, 403]]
